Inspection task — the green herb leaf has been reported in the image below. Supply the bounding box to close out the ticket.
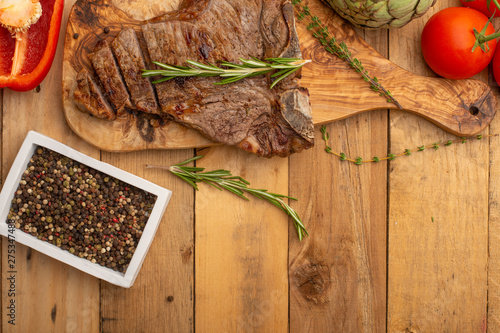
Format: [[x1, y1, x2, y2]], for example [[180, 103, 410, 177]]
[[146, 156, 308, 240], [320, 127, 499, 166], [143, 58, 311, 89], [292, 2, 402, 109]]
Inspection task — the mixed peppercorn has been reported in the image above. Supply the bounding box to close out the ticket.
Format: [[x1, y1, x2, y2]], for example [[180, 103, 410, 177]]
[[7, 147, 157, 273]]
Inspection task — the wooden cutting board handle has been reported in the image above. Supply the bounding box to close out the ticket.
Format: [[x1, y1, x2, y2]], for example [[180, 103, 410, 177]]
[[299, 9, 496, 137], [305, 62, 495, 137], [392, 74, 493, 136]]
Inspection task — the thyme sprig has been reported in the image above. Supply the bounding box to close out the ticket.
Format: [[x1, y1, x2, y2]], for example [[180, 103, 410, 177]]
[[142, 57, 311, 88], [321, 125, 498, 165], [146, 155, 308, 241], [292, 0, 402, 108]]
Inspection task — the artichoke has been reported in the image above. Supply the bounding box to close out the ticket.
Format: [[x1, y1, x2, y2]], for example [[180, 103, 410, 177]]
[[321, 0, 436, 29]]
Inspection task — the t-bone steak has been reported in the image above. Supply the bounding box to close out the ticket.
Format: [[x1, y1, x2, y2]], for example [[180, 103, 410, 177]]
[[74, 0, 314, 157]]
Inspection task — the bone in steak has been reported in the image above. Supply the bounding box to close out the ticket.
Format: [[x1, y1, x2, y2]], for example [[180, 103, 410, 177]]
[[74, 0, 314, 157]]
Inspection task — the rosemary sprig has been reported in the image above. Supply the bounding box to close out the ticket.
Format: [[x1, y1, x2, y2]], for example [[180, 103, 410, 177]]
[[142, 57, 311, 88], [146, 155, 308, 240], [321, 125, 498, 165], [292, 0, 402, 109]]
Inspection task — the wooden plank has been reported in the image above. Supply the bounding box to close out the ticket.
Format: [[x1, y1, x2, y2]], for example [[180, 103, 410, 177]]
[[100, 149, 194, 332], [288, 26, 388, 332], [387, 1, 489, 331], [488, 19, 500, 332], [195, 146, 289, 332], [1, 0, 100, 330], [488, 83, 500, 332]]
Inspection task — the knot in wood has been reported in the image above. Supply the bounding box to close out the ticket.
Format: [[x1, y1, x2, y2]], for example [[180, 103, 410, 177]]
[[294, 263, 330, 304]]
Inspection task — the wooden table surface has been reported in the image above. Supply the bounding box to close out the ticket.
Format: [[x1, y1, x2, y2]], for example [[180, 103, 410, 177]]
[[1, 0, 499, 332]]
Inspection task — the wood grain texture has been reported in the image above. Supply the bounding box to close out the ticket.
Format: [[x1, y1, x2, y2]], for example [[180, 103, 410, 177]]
[[100, 149, 194, 333], [298, 2, 496, 137], [387, 1, 489, 332], [1, 1, 100, 331], [62, 0, 217, 152], [488, 85, 500, 332], [488, 19, 500, 332], [195, 146, 289, 332], [61, 0, 497, 153], [0, 0, 498, 332], [288, 27, 388, 332]]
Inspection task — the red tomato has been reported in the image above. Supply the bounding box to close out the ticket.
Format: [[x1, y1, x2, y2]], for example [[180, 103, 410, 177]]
[[421, 7, 496, 80], [492, 44, 500, 86], [461, 0, 500, 17]]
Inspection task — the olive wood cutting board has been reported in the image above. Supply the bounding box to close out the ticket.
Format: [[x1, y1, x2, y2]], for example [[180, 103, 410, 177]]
[[62, 0, 497, 152]]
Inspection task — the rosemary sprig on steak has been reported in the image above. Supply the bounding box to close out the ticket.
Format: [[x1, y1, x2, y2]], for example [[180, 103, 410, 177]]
[[142, 58, 311, 89], [146, 155, 308, 241]]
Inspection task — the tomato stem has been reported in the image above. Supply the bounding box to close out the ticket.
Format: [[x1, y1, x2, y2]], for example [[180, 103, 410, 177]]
[[490, 0, 500, 15], [474, 29, 500, 46], [472, 13, 498, 52]]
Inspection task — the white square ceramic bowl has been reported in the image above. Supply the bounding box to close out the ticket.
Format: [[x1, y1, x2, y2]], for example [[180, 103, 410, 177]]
[[0, 131, 172, 288]]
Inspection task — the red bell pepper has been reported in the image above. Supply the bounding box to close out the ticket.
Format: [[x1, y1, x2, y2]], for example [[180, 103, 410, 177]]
[[0, 0, 64, 92]]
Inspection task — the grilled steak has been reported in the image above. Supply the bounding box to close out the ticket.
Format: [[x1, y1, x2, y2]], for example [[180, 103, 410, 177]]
[[88, 40, 132, 115], [74, 0, 314, 157], [74, 69, 116, 121], [111, 28, 160, 115]]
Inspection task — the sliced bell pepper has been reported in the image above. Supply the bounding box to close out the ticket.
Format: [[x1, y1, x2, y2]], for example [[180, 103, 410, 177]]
[[0, 0, 64, 92]]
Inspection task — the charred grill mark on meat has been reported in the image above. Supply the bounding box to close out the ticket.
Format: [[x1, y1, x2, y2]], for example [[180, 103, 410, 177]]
[[88, 39, 133, 115], [74, 0, 314, 157], [74, 69, 116, 121], [111, 28, 160, 114]]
